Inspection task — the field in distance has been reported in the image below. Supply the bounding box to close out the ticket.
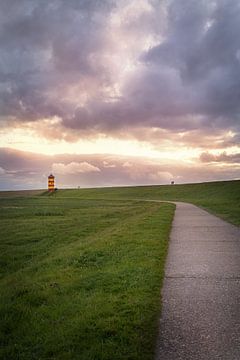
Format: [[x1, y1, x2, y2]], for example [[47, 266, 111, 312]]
[[56, 179, 240, 226], [0, 194, 174, 360]]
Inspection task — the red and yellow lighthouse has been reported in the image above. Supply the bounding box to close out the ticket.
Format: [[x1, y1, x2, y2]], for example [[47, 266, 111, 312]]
[[48, 174, 55, 192]]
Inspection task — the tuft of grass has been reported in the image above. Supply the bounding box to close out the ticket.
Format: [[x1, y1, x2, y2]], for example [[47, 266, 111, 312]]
[[0, 195, 175, 360]]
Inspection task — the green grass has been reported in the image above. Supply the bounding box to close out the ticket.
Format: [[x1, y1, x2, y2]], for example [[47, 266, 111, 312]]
[[1, 179, 239, 359], [55, 179, 240, 226], [0, 194, 175, 360]]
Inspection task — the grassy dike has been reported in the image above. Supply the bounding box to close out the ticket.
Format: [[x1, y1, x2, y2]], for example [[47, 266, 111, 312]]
[[0, 195, 175, 360], [57, 179, 240, 226]]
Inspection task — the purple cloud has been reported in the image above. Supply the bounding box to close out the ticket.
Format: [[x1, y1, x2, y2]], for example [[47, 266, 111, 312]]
[[0, 0, 239, 138]]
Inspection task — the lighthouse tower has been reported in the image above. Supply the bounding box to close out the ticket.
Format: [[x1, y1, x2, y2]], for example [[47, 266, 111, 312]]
[[48, 174, 55, 192]]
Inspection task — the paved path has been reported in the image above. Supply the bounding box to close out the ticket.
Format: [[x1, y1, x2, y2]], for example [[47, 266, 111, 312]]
[[155, 202, 240, 360]]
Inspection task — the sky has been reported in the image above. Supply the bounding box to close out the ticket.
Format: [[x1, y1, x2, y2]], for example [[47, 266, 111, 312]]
[[0, 0, 240, 190]]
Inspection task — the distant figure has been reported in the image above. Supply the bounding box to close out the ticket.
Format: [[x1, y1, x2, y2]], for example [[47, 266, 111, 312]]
[[48, 174, 55, 192], [171, 180, 175, 185]]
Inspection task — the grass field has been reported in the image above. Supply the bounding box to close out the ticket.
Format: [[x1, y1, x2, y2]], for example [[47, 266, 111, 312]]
[[55, 179, 240, 226], [1, 179, 239, 359], [0, 194, 174, 360]]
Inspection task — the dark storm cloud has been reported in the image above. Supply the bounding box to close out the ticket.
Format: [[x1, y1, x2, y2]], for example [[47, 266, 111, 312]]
[[1, 0, 240, 141]]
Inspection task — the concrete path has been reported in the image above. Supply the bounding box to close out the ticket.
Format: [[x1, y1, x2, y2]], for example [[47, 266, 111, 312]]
[[155, 202, 240, 360]]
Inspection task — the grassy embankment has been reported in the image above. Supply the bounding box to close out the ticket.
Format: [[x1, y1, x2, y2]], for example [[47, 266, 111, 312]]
[[56, 179, 240, 226], [0, 193, 174, 360]]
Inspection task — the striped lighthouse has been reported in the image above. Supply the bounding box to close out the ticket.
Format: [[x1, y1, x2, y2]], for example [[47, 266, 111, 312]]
[[48, 174, 55, 192]]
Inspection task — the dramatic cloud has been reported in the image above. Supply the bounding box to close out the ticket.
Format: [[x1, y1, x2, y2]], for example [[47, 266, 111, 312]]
[[1, 0, 240, 134], [52, 161, 100, 174], [0, 1, 240, 188]]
